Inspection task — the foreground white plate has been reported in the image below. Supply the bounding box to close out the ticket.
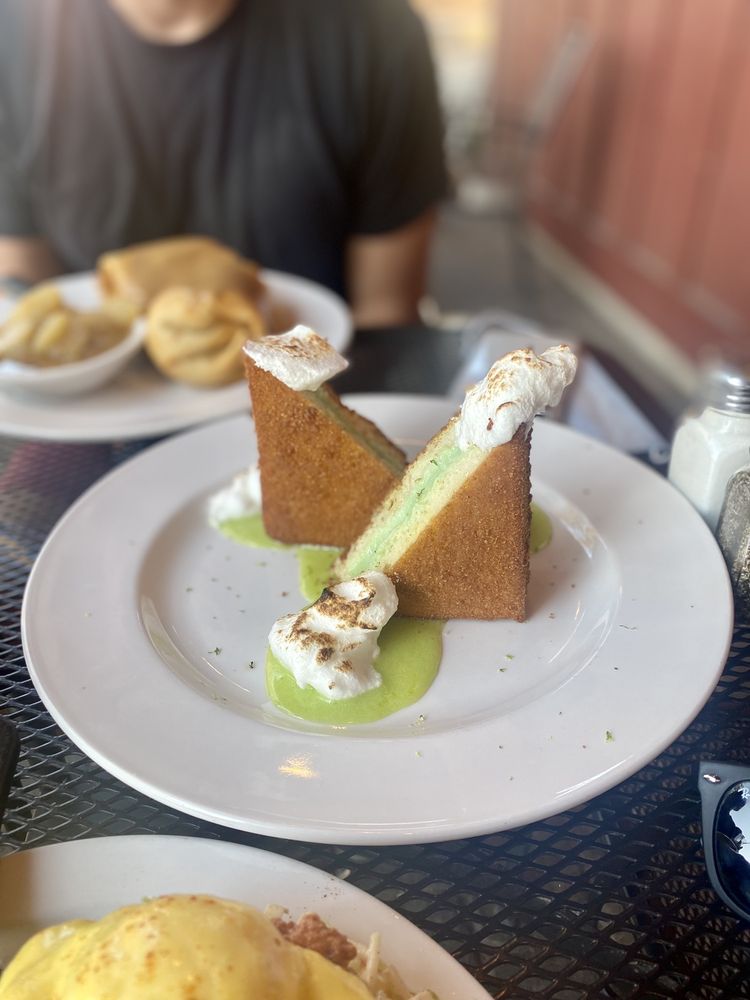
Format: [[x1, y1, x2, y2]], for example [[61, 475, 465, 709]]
[[22, 396, 733, 844], [0, 835, 489, 999], [0, 270, 351, 442]]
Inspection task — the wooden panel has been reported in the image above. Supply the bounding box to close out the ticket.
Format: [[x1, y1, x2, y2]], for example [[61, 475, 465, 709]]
[[615, 0, 681, 247], [550, 0, 610, 212], [533, 204, 733, 359], [495, 0, 534, 113], [576, 0, 656, 235], [635, 0, 741, 277], [692, 40, 750, 328], [530, 0, 581, 193], [491, 0, 750, 356]]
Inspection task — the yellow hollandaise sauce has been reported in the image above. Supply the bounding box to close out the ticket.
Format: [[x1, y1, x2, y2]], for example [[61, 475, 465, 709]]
[[0, 895, 377, 1000]]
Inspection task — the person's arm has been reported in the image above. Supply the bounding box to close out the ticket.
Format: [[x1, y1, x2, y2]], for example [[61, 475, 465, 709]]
[[345, 208, 436, 328], [0, 236, 62, 291], [343, 1, 448, 327]]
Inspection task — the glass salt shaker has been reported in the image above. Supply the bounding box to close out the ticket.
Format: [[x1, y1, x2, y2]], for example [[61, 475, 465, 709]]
[[716, 453, 750, 621], [668, 358, 750, 532]]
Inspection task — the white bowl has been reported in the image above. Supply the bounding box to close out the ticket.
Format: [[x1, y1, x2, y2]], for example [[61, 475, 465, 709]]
[[0, 318, 146, 398]]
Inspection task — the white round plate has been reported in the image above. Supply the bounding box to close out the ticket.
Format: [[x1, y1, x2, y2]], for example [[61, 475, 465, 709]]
[[0, 270, 352, 442], [21, 396, 733, 844], [0, 834, 490, 999]]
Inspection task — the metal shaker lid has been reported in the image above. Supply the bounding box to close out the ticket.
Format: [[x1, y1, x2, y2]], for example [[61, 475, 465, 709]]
[[699, 357, 750, 414]]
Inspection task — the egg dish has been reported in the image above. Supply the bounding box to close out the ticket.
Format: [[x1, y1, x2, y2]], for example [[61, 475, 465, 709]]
[[0, 893, 436, 999]]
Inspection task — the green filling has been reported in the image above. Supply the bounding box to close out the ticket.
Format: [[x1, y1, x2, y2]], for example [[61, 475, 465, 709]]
[[530, 502, 552, 553], [297, 547, 339, 601], [306, 387, 404, 475], [342, 442, 473, 576], [218, 515, 337, 600], [265, 617, 444, 725], [219, 503, 552, 595]]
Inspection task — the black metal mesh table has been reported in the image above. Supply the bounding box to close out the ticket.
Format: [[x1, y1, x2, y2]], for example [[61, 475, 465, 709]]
[[2, 330, 750, 997]]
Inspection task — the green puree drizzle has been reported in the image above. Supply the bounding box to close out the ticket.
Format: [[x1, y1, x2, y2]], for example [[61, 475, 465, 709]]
[[217, 504, 550, 725], [266, 619, 443, 725], [217, 514, 443, 724], [219, 515, 287, 550], [297, 547, 339, 603], [218, 515, 340, 601], [530, 502, 552, 554]]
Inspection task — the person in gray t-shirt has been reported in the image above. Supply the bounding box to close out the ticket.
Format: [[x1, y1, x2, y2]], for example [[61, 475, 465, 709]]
[[0, 0, 448, 326]]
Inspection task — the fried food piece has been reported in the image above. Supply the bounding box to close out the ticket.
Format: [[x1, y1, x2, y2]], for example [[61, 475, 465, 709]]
[[145, 286, 266, 387], [98, 235, 264, 312]]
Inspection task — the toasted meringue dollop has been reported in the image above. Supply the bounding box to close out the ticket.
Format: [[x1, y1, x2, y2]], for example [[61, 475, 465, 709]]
[[456, 344, 578, 451], [242, 325, 347, 391], [268, 572, 398, 700], [207, 464, 262, 526]]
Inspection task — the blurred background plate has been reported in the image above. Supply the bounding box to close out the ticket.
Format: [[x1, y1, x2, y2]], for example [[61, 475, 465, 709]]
[[0, 270, 352, 443]]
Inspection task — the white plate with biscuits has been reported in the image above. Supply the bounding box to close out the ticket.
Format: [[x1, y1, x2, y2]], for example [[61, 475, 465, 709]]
[[20, 395, 733, 844], [0, 270, 352, 442]]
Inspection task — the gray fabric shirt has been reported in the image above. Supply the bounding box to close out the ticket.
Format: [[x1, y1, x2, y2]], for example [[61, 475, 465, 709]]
[[0, 0, 448, 297]]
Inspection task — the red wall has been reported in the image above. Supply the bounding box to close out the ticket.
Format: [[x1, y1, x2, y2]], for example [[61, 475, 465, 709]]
[[492, 0, 750, 361]]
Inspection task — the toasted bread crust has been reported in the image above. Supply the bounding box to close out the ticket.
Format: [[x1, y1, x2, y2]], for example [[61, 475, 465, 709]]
[[98, 236, 263, 310], [388, 428, 532, 621], [246, 358, 405, 547]]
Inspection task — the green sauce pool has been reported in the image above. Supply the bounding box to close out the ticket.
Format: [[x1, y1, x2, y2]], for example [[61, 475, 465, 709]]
[[217, 514, 443, 724], [266, 618, 443, 725], [217, 502, 551, 725], [530, 502, 552, 554]]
